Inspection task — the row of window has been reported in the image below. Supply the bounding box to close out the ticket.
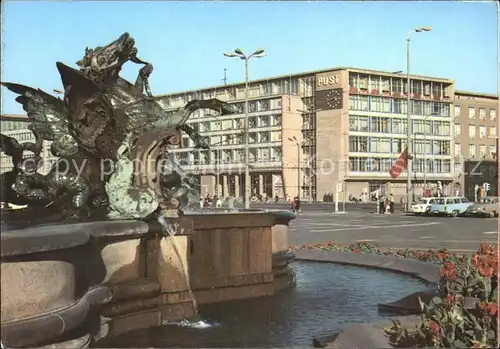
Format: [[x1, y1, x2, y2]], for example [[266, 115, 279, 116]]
[[348, 73, 449, 96], [0, 120, 31, 132], [455, 106, 496, 121], [348, 136, 451, 155], [454, 124, 496, 139], [349, 157, 451, 173], [455, 144, 497, 159], [349, 96, 450, 116], [179, 147, 284, 165], [349, 115, 451, 136], [192, 114, 283, 133], [166, 77, 317, 108]]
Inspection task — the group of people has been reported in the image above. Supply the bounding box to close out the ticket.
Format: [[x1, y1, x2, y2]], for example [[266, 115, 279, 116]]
[[378, 194, 395, 214], [322, 193, 335, 202]]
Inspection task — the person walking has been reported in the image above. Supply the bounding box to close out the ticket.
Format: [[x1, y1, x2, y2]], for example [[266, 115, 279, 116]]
[[295, 196, 301, 214], [389, 193, 395, 214]]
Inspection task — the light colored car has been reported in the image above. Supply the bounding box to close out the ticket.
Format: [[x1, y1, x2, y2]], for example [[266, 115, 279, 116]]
[[465, 196, 499, 217], [411, 197, 438, 215], [428, 196, 473, 217]]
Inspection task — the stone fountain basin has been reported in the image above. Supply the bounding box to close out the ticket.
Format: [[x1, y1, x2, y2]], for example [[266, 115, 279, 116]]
[[0, 209, 296, 348]]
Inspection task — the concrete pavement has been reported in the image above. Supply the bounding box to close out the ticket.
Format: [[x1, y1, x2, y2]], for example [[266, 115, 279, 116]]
[[288, 211, 498, 253]]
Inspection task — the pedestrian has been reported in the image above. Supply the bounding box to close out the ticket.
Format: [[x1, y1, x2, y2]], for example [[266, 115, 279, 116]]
[[389, 194, 395, 214], [295, 196, 301, 214], [291, 197, 296, 213], [216, 197, 222, 208]]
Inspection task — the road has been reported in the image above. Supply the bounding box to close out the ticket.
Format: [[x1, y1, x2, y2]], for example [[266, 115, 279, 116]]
[[287, 211, 498, 253], [251, 202, 397, 213]]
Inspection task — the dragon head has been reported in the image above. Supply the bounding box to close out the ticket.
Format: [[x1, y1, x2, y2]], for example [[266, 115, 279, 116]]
[[75, 32, 142, 78]]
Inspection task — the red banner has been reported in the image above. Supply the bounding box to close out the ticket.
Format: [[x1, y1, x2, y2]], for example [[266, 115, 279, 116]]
[[389, 148, 409, 178]]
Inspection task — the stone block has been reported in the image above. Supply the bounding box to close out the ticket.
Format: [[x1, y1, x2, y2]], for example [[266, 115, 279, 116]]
[[1, 260, 75, 323], [100, 239, 145, 283]]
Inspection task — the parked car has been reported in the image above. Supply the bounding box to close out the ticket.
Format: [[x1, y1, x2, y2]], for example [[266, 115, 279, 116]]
[[411, 197, 439, 215], [427, 196, 473, 217], [465, 196, 499, 217]]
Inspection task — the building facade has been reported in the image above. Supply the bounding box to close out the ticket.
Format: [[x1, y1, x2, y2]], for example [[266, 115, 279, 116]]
[[453, 91, 498, 196], [157, 67, 456, 201]]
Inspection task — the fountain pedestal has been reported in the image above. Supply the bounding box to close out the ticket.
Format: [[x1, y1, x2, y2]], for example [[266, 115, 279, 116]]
[[1, 209, 295, 347]]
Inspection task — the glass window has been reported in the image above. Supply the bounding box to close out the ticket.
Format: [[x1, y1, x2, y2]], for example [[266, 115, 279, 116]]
[[479, 126, 487, 139], [454, 105, 461, 118], [489, 109, 496, 121], [454, 143, 461, 156], [489, 126, 496, 137], [468, 125, 476, 138], [454, 124, 461, 137], [479, 108, 486, 120], [468, 144, 476, 158], [479, 145, 486, 157], [468, 107, 476, 119]]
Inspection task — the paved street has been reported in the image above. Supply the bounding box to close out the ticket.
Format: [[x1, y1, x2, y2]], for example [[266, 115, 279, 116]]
[[288, 211, 498, 253]]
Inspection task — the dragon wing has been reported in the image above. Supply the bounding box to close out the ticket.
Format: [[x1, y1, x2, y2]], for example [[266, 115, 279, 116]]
[[1, 82, 79, 157], [1, 82, 68, 141]]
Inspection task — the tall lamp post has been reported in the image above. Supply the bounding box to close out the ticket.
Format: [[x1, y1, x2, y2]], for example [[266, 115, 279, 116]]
[[288, 136, 304, 201], [223, 48, 266, 209], [406, 26, 432, 210]]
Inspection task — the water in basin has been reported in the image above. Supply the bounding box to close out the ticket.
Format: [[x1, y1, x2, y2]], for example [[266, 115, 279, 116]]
[[99, 261, 431, 347]]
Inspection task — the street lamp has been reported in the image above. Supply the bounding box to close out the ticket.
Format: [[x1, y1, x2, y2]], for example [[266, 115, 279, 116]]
[[223, 48, 266, 209], [406, 26, 432, 209]]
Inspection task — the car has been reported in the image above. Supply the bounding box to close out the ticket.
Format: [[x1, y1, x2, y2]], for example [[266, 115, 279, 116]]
[[465, 196, 499, 218], [411, 197, 438, 215], [427, 196, 473, 217]]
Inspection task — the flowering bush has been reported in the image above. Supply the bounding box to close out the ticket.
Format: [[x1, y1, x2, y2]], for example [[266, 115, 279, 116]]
[[293, 241, 498, 347], [385, 243, 498, 348]]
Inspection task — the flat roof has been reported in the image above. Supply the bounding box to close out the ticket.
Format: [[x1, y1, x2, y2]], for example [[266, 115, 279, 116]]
[[0, 114, 28, 120], [157, 66, 454, 98], [455, 90, 498, 99]]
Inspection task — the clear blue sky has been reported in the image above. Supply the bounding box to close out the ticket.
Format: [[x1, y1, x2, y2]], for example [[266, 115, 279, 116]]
[[1, 0, 498, 114]]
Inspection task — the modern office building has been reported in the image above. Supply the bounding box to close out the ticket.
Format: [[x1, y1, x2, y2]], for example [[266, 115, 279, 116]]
[[453, 91, 498, 197], [156, 67, 456, 201], [0, 114, 56, 174]]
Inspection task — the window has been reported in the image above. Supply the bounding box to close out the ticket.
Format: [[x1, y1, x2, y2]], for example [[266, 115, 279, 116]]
[[391, 78, 402, 92], [479, 126, 487, 139], [349, 136, 368, 152], [489, 109, 496, 121], [370, 137, 391, 153], [454, 105, 461, 118], [468, 107, 476, 119], [468, 125, 476, 139], [349, 115, 369, 131], [454, 143, 461, 156], [370, 117, 390, 133], [468, 144, 476, 158], [349, 95, 369, 111], [490, 145, 496, 157], [479, 108, 486, 120], [479, 145, 487, 158], [454, 124, 461, 137], [490, 126, 497, 137]]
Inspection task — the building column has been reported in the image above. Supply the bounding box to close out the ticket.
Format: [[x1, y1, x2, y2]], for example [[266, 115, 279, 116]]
[[258, 174, 264, 196], [222, 174, 228, 198], [234, 175, 240, 198]]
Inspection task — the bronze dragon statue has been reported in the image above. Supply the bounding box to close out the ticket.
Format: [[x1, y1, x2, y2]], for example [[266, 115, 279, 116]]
[[0, 32, 240, 222]]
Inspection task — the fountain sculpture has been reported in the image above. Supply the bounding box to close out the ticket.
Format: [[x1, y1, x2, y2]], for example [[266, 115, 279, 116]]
[[0, 33, 296, 348]]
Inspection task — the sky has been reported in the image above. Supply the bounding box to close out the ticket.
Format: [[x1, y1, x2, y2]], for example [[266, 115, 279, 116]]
[[1, 0, 498, 114]]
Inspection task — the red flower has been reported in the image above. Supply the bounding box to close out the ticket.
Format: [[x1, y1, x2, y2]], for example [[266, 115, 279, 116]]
[[352, 248, 361, 253], [440, 261, 457, 281], [327, 240, 334, 246]]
